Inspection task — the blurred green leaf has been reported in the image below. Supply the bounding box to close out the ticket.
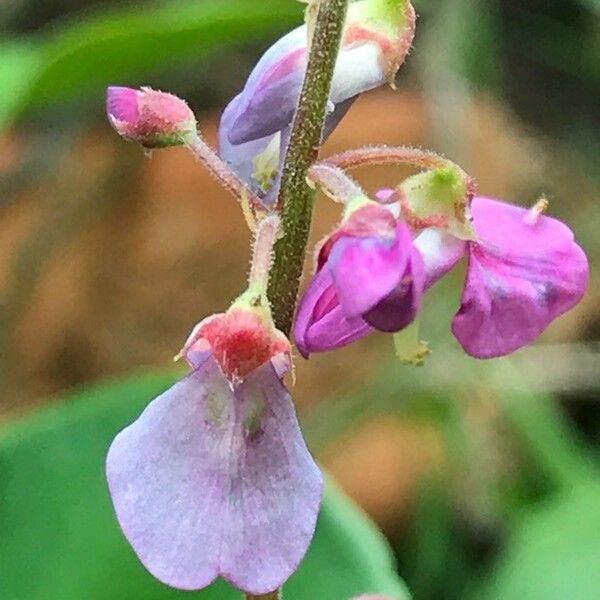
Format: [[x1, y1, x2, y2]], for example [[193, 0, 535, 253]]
[[476, 482, 600, 600], [0, 40, 40, 126], [0, 0, 300, 129], [0, 370, 409, 600]]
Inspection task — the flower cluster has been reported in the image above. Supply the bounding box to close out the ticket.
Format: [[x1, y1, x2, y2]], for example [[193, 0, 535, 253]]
[[104, 0, 589, 597], [296, 168, 588, 361]]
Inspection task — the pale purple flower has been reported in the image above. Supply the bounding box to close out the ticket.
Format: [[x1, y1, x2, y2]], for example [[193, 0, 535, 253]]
[[106, 86, 197, 148], [106, 307, 323, 594], [219, 0, 416, 197], [294, 202, 424, 357]]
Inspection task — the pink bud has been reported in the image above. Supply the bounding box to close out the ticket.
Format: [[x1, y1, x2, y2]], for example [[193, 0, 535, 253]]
[[106, 86, 197, 148]]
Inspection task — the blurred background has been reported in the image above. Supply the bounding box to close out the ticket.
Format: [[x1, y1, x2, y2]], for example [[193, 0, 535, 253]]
[[0, 0, 599, 599]]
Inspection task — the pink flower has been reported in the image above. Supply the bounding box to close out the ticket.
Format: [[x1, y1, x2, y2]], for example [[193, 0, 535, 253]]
[[294, 195, 588, 360], [450, 197, 589, 357], [414, 196, 589, 358], [294, 201, 424, 357]]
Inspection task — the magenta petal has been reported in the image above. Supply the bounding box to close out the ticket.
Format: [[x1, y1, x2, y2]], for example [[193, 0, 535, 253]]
[[452, 197, 589, 358], [329, 222, 413, 318], [106, 86, 139, 123], [106, 357, 322, 594], [294, 267, 372, 357], [363, 243, 425, 332]]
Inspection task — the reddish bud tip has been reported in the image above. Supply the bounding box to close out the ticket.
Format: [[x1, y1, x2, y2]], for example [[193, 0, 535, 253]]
[[183, 307, 291, 384]]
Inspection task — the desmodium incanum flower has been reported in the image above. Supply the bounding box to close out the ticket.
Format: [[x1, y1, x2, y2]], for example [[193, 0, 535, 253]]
[[102, 0, 591, 593], [219, 0, 416, 197], [106, 289, 323, 594], [295, 186, 588, 360], [294, 198, 424, 357], [450, 196, 589, 358]]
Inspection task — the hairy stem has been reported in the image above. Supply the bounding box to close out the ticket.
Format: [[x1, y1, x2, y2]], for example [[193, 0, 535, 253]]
[[267, 0, 349, 335], [325, 144, 476, 198], [249, 215, 281, 292], [307, 162, 365, 204], [186, 134, 265, 214]]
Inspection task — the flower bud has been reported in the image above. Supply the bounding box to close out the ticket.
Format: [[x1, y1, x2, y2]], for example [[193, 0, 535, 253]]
[[106, 86, 197, 148]]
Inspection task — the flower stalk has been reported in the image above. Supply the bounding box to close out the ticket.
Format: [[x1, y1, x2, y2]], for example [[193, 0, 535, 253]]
[[186, 133, 265, 215], [324, 144, 475, 196], [307, 162, 365, 204], [267, 0, 349, 336], [249, 215, 281, 292]]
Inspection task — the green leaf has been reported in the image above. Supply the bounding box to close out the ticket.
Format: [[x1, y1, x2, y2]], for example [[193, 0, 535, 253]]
[[0, 370, 409, 600], [0, 40, 41, 126], [476, 482, 600, 600], [0, 0, 300, 129]]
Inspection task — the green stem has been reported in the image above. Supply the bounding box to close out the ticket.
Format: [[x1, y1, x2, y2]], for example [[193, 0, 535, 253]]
[[267, 0, 349, 335]]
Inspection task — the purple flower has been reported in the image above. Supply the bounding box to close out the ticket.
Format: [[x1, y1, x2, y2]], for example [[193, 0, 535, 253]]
[[294, 195, 588, 361], [294, 266, 375, 358], [106, 306, 323, 594], [106, 86, 197, 148], [415, 196, 589, 358], [294, 201, 425, 357], [219, 0, 416, 196], [450, 197, 589, 358]]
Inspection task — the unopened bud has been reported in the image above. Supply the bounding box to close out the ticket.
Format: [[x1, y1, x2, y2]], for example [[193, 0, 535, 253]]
[[106, 86, 197, 148]]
